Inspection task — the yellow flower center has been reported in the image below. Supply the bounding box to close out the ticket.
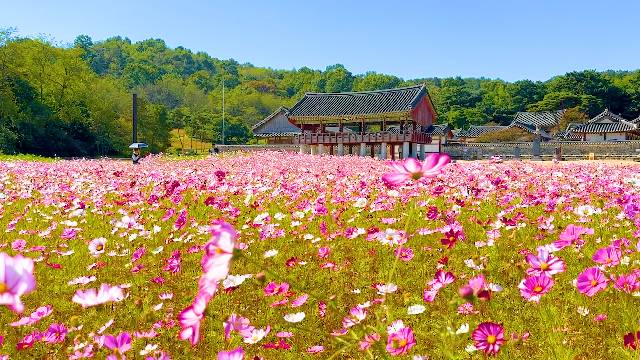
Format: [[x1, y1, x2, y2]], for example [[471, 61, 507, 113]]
[[411, 172, 422, 180], [215, 247, 224, 255], [96, 244, 104, 251], [539, 262, 549, 270], [591, 279, 598, 286], [449, 236, 455, 242], [0, 282, 7, 294], [398, 339, 408, 347], [487, 335, 497, 344], [533, 285, 543, 293]]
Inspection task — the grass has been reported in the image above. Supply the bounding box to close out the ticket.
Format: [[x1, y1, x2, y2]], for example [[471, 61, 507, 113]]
[[0, 154, 639, 359], [168, 128, 211, 154]]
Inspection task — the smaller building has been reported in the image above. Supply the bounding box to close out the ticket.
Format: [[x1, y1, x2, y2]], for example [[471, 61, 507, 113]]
[[251, 107, 300, 144], [511, 110, 564, 132], [571, 109, 639, 141], [455, 125, 509, 142]]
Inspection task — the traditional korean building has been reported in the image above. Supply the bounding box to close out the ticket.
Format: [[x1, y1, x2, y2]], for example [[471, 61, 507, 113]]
[[287, 85, 438, 159], [455, 125, 508, 142], [571, 109, 640, 141], [511, 110, 564, 131], [251, 107, 300, 144]]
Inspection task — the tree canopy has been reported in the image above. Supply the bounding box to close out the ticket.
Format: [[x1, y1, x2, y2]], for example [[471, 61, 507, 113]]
[[1, 30, 640, 156]]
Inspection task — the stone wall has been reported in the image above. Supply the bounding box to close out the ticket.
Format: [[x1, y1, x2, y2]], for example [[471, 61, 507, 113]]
[[443, 141, 640, 160], [216, 144, 299, 153]]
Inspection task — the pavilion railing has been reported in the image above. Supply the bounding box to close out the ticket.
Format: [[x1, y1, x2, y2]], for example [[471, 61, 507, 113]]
[[293, 131, 431, 145]]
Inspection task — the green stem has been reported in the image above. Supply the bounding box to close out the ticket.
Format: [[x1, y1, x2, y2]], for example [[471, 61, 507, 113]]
[[237, 251, 338, 310]]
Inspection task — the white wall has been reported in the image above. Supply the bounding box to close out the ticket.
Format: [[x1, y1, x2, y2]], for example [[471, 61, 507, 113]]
[[585, 133, 627, 141]]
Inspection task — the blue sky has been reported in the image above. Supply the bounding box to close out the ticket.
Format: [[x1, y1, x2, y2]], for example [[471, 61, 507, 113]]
[[2, 0, 640, 81]]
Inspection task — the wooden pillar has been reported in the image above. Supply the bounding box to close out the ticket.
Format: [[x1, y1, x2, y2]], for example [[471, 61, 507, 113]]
[[370, 144, 375, 158], [391, 144, 396, 160], [380, 142, 387, 160], [329, 145, 334, 155]]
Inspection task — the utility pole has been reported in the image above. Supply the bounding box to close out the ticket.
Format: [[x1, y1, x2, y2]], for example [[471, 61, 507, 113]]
[[132, 93, 137, 143], [221, 68, 225, 145]]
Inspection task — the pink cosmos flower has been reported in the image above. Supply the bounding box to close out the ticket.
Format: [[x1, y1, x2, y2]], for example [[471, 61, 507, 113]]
[[0, 252, 36, 313], [317, 247, 330, 258], [429, 270, 456, 289], [576, 267, 608, 297], [174, 209, 187, 230], [263, 281, 290, 296], [382, 153, 451, 187], [592, 246, 622, 267], [291, 294, 309, 307], [553, 224, 594, 250], [104, 332, 132, 359], [386, 326, 416, 356], [307, 345, 324, 353], [60, 228, 77, 239], [614, 273, 640, 293], [624, 331, 640, 349], [359, 332, 381, 350], [42, 323, 67, 344], [459, 274, 491, 301], [88, 238, 106, 257], [224, 314, 254, 340], [525, 248, 566, 276], [518, 274, 554, 303], [179, 221, 237, 345], [394, 247, 414, 261], [10, 305, 52, 326], [178, 293, 208, 345], [72, 284, 125, 308], [217, 347, 244, 360], [472, 322, 505, 356]]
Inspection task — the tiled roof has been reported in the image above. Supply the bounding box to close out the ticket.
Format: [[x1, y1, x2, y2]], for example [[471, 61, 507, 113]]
[[587, 109, 627, 124], [254, 132, 299, 137], [252, 107, 290, 131], [458, 125, 509, 138], [288, 85, 427, 118], [572, 109, 638, 133], [252, 107, 302, 137], [572, 121, 637, 133], [423, 124, 451, 136], [555, 123, 582, 140], [512, 110, 564, 129]]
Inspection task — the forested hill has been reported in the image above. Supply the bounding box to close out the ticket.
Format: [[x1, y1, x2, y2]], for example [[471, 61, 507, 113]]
[[1, 30, 640, 157]]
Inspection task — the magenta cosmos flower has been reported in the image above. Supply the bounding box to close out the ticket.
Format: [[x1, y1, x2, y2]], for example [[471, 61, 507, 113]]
[[217, 347, 244, 360], [386, 326, 416, 356], [104, 332, 132, 359], [0, 252, 36, 313], [576, 267, 608, 297], [526, 248, 566, 276], [382, 153, 450, 187], [179, 220, 237, 345], [592, 246, 622, 267], [518, 274, 554, 303], [472, 322, 505, 356]]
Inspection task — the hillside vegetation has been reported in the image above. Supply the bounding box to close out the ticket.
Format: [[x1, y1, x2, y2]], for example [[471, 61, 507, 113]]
[[1, 28, 640, 156]]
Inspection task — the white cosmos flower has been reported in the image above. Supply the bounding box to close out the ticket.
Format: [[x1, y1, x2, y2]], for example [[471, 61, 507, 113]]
[[353, 198, 367, 208], [455, 323, 469, 334], [465, 344, 477, 353], [284, 312, 305, 323], [407, 304, 425, 315], [243, 328, 269, 344], [223, 274, 253, 289], [263, 249, 278, 258]]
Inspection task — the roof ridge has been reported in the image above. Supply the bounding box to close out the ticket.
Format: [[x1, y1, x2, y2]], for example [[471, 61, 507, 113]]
[[251, 106, 290, 131], [302, 84, 424, 97]]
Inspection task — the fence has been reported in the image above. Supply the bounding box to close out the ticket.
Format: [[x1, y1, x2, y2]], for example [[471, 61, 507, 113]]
[[443, 141, 640, 160]]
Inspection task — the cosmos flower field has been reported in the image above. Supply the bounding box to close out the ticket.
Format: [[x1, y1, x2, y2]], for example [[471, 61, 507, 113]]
[[1, 153, 640, 359]]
